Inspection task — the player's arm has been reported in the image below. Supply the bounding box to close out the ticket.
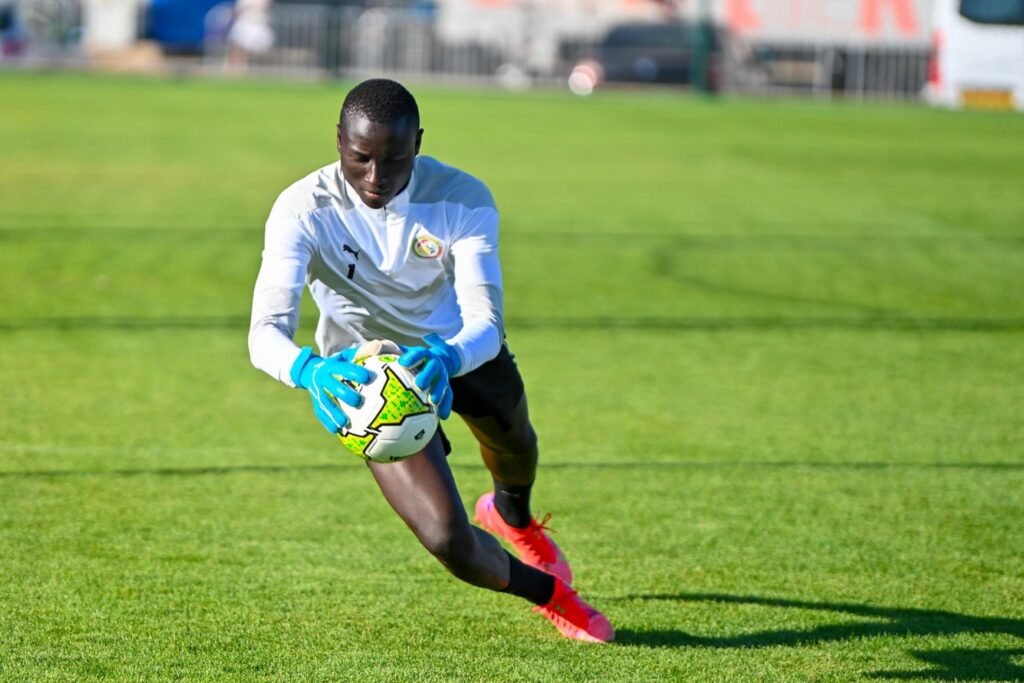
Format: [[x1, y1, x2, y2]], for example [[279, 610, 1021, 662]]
[[446, 203, 504, 372], [247, 204, 313, 385], [399, 204, 503, 416], [248, 206, 369, 433]]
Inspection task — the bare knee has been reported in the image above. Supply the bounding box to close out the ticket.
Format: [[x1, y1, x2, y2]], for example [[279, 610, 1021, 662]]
[[416, 519, 477, 571]]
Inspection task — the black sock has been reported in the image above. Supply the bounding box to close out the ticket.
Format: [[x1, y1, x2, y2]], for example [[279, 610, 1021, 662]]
[[493, 478, 533, 529], [501, 552, 556, 606]]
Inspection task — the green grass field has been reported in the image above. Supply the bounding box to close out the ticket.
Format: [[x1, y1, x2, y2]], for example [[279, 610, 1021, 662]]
[[1, 72, 1023, 682]]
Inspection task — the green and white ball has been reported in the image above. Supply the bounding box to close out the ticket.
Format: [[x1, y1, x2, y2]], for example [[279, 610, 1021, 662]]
[[335, 346, 438, 463]]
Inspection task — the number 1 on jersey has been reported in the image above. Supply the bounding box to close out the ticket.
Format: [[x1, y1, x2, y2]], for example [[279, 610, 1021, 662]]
[[343, 244, 359, 279]]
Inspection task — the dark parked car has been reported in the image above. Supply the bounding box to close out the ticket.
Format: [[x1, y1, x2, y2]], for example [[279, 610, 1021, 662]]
[[568, 20, 727, 95]]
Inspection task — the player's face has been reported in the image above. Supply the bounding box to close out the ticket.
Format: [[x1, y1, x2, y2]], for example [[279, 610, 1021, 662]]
[[337, 114, 422, 210]]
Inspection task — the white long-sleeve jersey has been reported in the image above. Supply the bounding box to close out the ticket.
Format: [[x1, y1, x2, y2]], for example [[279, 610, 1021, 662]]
[[249, 155, 504, 387]]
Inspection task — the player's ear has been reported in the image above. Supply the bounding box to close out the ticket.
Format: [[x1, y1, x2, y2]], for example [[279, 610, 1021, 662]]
[[336, 123, 344, 153], [414, 128, 423, 156]]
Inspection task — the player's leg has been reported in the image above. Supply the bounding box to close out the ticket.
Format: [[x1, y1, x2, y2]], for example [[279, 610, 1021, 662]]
[[454, 352, 614, 642], [368, 431, 613, 643], [463, 398, 573, 585], [452, 345, 538, 524], [366, 432, 552, 601], [462, 392, 538, 522], [450, 346, 573, 584]]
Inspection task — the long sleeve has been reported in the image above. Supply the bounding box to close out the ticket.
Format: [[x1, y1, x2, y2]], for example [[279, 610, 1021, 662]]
[[447, 205, 504, 375], [248, 203, 317, 386]]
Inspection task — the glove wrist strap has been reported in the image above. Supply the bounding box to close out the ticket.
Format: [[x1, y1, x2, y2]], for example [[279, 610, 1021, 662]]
[[290, 346, 316, 388]]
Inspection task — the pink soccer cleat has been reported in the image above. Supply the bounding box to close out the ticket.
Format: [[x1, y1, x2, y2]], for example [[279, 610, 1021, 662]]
[[533, 578, 615, 643], [475, 492, 573, 584]]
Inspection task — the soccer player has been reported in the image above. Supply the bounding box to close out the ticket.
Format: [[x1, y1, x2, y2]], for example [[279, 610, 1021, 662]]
[[248, 78, 613, 643]]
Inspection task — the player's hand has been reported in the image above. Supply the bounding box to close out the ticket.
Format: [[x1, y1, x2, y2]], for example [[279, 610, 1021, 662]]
[[398, 333, 460, 420], [290, 346, 373, 433]]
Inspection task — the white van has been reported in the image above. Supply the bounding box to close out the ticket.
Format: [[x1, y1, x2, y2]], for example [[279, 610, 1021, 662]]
[[925, 0, 1024, 110]]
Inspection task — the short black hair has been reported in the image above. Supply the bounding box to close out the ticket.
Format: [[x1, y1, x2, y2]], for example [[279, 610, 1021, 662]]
[[340, 79, 419, 128]]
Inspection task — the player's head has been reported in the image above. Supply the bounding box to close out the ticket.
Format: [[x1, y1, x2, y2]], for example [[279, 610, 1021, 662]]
[[337, 79, 423, 210]]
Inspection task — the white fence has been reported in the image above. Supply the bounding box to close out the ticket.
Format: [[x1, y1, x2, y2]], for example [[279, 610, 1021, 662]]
[[739, 43, 930, 100], [9, 0, 83, 57]]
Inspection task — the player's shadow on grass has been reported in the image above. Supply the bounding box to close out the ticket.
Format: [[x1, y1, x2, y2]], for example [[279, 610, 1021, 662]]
[[614, 592, 1024, 681]]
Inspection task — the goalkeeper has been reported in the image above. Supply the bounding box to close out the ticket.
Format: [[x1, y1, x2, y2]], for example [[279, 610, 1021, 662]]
[[248, 78, 613, 643]]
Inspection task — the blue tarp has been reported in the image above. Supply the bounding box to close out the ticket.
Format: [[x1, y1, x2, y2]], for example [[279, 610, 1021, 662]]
[[145, 0, 228, 53]]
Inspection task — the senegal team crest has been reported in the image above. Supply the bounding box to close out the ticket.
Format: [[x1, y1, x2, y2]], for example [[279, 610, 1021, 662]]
[[413, 235, 443, 259]]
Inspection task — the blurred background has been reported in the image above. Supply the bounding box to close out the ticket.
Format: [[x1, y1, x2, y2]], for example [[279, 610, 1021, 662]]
[[2, 0, 1024, 680], [2, 0, 1022, 109]]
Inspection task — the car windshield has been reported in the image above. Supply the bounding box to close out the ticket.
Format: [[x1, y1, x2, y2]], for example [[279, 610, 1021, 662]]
[[603, 24, 691, 48], [959, 0, 1024, 24]]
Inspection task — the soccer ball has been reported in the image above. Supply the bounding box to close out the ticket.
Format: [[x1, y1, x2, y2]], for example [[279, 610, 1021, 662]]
[[335, 340, 439, 463]]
